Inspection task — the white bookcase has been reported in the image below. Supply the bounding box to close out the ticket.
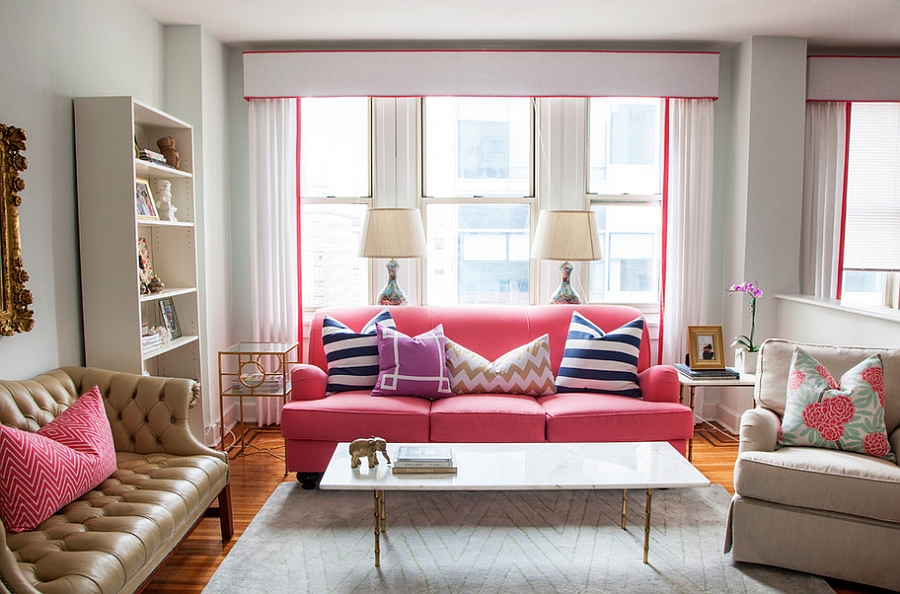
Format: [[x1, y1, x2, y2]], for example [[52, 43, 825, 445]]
[[74, 96, 204, 393]]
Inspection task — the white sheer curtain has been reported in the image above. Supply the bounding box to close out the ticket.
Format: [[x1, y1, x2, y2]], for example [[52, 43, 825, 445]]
[[248, 98, 300, 426], [800, 101, 847, 297], [660, 99, 715, 365]]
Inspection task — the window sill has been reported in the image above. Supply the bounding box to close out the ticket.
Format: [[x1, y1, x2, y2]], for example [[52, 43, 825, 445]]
[[776, 294, 900, 323]]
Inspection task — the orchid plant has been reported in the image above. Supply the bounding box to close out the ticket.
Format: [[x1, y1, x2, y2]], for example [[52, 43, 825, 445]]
[[728, 281, 763, 353]]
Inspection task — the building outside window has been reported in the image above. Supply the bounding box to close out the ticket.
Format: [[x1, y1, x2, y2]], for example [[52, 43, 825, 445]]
[[587, 97, 664, 305], [299, 97, 371, 309], [423, 97, 533, 306], [841, 102, 900, 308]]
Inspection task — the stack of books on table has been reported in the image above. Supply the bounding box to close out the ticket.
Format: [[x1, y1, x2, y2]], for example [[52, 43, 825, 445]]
[[392, 445, 458, 475], [674, 363, 741, 380]]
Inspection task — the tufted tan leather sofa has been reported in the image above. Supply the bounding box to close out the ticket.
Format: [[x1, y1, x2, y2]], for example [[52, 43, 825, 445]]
[[0, 367, 233, 594]]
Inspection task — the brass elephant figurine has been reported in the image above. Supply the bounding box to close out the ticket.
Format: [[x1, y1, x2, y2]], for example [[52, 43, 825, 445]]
[[349, 436, 391, 469]]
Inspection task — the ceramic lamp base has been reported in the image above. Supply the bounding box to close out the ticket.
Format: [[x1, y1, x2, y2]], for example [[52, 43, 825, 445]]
[[550, 261, 582, 304], [377, 259, 408, 306]]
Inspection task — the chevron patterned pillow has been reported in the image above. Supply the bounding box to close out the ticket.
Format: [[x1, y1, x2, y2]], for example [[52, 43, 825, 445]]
[[445, 334, 557, 396], [0, 385, 116, 532], [322, 308, 396, 393], [556, 312, 644, 398]]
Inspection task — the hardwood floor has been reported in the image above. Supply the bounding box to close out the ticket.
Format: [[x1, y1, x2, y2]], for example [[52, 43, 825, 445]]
[[141, 424, 889, 594]]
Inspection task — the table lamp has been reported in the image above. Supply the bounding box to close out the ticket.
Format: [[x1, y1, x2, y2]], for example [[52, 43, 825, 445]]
[[358, 208, 428, 305], [530, 210, 602, 304]]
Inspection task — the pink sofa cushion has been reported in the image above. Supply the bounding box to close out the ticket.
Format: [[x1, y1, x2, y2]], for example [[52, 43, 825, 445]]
[[539, 392, 694, 443], [0, 386, 116, 532], [281, 392, 431, 442], [429, 394, 546, 442], [372, 323, 453, 399]]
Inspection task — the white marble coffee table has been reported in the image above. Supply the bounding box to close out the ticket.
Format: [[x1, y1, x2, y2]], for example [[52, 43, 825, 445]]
[[319, 441, 710, 567]]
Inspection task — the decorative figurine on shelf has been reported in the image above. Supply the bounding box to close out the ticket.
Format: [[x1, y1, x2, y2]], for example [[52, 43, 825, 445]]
[[156, 136, 180, 169], [349, 437, 391, 469], [147, 275, 165, 294], [154, 179, 177, 222]]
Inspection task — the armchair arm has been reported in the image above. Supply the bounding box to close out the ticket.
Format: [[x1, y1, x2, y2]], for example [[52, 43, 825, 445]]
[[290, 364, 328, 401], [738, 407, 781, 454], [637, 365, 681, 403]]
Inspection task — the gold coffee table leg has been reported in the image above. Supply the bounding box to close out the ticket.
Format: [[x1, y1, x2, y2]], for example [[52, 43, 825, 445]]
[[373, 490, 385, 567], [643, 489, 652, 564], [621, 489, 627, 529]]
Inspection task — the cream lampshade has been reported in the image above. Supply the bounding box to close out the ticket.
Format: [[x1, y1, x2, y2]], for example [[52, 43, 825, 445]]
[[530, 210, 603, 304], [358, 208, 428, 305]]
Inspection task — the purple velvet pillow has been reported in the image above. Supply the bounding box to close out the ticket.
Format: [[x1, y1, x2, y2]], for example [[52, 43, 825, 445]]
[[371, 323, 453, 399]]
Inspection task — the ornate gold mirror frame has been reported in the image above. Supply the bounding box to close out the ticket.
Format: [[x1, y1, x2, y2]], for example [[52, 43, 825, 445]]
[[0, 124, 34, 335]]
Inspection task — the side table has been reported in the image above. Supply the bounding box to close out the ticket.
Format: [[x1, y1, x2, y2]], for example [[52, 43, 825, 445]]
[[676, 371, 756, 461], [218, 341, 299, 469]]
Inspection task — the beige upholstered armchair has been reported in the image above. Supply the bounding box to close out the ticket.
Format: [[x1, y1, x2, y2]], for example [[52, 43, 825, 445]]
[[0, 367, 232, 594], [725, 339, 900, 592]]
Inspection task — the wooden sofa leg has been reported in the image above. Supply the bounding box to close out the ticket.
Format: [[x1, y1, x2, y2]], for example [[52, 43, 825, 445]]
[[204, 484, 235, 540], [218, 484, 235, 540]]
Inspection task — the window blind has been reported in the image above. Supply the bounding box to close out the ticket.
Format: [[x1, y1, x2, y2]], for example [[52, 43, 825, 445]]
[[844, 103, 900, 271]]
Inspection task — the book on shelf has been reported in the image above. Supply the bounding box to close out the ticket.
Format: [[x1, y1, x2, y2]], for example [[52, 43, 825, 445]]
[[141, 334, 162, 351], [674, 363, 741, 379]]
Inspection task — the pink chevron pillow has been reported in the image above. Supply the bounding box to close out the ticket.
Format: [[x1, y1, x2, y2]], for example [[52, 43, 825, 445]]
[[445, 335, 557, 396], [0, 385, 116, 532]]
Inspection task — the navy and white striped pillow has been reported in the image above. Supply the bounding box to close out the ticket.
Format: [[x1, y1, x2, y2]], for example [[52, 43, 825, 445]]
[[555, 312, 644, 398], [322, 309, 396, 393]]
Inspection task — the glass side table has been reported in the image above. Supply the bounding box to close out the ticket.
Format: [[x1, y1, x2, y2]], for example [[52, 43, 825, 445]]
[[218, 341, 299, 468], [676, 370, 756, 461]]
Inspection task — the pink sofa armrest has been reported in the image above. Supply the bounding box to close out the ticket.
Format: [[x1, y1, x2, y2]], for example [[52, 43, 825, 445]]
[[290, 364, 328, 401], [638, 365, 681, 403]]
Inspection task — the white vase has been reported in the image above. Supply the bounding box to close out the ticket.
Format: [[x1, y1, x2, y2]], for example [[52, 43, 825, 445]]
[[734, 349, 758, 375]]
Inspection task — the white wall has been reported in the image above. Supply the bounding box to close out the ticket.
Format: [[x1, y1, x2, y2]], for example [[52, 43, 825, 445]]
[[0, 0, 164, 379], [162, 25, 235, 443]]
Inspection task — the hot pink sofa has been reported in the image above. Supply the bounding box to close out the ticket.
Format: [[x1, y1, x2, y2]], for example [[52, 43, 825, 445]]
[[282, 304, 694, 487]]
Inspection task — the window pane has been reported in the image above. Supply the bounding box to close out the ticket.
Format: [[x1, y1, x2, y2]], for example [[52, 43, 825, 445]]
[[300, 98, 370, 198], [301, 203, 368, 307], [588, 203, 661, 302], [840, 271, 886, 306], [426, 203, 530, 305], [588, 98, 663, 195], [424, 98, 532, 197]]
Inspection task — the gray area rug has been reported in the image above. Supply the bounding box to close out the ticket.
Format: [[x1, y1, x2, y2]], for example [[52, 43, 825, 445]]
[[203, 483, 834, 594]]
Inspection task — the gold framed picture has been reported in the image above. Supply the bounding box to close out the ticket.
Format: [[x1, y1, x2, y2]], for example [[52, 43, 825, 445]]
[[135, 178, 159, 220], [687, 325, 726, 370]]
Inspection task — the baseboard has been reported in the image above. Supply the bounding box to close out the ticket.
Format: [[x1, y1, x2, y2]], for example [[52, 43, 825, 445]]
[[715, 402, 742, 434]]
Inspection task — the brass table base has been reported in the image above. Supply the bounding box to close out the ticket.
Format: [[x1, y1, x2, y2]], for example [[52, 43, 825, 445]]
[[369, 488, 655, 567]]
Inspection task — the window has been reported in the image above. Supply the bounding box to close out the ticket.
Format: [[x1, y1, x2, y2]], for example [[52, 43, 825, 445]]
[[299, 98, 371, 309], [587, 98, 664, 304], [423, 97, 534, 305], [426, 203, 531, 305], [841, 102, 900, 308]]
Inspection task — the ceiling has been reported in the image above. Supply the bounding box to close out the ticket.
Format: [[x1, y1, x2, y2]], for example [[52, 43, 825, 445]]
[[132, 0, 900, 51]]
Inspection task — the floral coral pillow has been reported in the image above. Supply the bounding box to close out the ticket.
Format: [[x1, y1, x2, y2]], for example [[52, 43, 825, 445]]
[[778, 347, 894, 461]]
